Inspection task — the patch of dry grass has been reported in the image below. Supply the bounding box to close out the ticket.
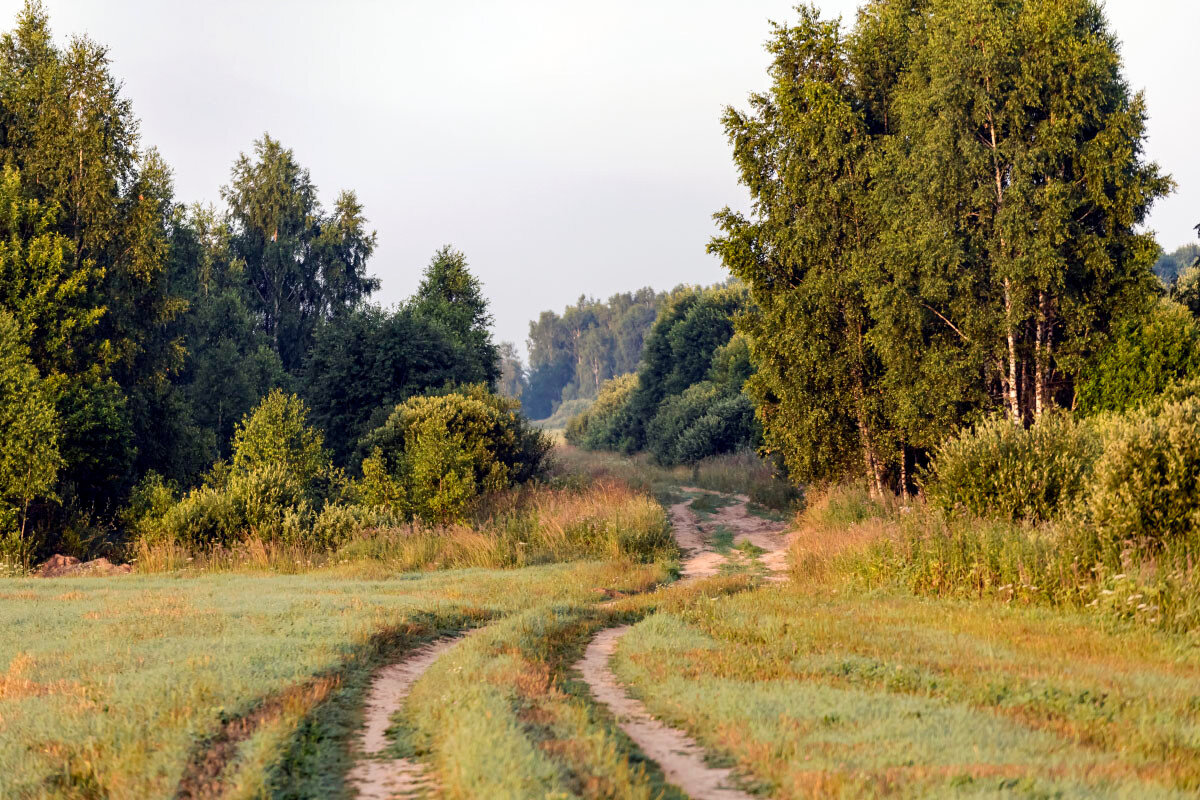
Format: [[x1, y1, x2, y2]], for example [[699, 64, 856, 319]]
[[132, 479, 675, 575]]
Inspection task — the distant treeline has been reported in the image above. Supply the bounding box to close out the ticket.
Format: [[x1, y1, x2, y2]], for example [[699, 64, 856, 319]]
[[566, 283, 758, 466], [1155, 243, 1200, 285], [516, 289, 664, 419]]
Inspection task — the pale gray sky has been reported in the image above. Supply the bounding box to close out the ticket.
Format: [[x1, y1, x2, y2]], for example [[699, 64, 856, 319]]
[[11, 1, 1199, 354]]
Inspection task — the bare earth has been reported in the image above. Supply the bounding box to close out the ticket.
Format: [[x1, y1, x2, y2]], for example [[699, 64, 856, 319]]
[[675, 487, 791, 580], [576, 491, 791, 800], [347, 636, 463, 800]]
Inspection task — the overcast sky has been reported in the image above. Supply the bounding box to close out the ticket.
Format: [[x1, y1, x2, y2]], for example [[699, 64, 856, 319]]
[[10, 1, 1198, 354]]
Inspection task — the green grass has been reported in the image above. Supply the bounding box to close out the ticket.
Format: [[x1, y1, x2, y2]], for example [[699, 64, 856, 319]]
[[0, 561, 667, 799], [610, 583, 1200, 798]]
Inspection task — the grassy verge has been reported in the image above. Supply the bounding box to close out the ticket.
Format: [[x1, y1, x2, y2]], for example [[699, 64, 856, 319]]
[[0, 561, 667, 799], [132, 479, 674, 576], [611, 582, 1200, 798]]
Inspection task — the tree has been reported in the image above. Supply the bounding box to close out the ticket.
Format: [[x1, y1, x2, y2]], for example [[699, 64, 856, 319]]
[[0, 1, 186, 506], [1075, 300, 1200, 414], [0, 312, 61, 560], [711, 5, 892, 491], [711, 0, 1170, 494], [496, 341, 527, 401], [166, 205, 286, 478], [410, 246, 498, 386], [231, 389, 330, 489], [224, 135, 379, 371], [886, 0, 1168, 424], [301, 304, 465, 467]]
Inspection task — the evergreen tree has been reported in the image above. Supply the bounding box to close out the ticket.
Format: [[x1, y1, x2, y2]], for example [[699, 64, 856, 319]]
[[410, 246, 499, 386], [224, 134, 379, 371]]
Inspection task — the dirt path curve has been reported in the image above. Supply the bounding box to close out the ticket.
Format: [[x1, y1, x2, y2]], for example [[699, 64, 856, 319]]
[[577, 490, 790, 799], [578, 626, 755, 800], [347, 636, 463, 800], [675, 487, 791, 580]]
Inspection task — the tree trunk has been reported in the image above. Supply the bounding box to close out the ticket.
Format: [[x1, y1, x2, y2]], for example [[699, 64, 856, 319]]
[[1003, 279, 1021, 426], [1034, 291, 1051, 418], [899, 443, 909, 503]]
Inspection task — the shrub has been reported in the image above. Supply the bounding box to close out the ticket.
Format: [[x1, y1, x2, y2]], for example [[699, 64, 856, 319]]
[[230, 389, 332, 488], [645, 382, 756, 466], [565, 374, 638, 451], [1076, 300, 1200, 415], [155, 464, 308, 548], [1081, 397, 1200, 550], [923, 412, 1100, 523], [360, 385, 551, 523]]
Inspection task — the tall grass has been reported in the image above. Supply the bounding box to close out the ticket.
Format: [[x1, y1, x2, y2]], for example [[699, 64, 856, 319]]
[[800, 483, 1200, 634], [133, 480, 674, 574]]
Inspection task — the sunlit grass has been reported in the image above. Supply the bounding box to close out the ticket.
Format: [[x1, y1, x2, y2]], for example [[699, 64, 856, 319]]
[[0, 561, 667, 799], [132, 479, 675, 576], [611, 578, 1200, 798]]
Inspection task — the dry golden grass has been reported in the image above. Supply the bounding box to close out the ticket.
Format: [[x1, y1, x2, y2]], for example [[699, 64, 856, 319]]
[[133, 479, 674, 575]]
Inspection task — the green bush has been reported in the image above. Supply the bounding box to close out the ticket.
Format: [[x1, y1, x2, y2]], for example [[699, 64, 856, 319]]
[[1081, 397, 1200, 550], [645, 382, 756, 466], [360, 385, 551, 523], [565, 373, 638, 451], [1076, 300, 1200, 415], [924, 413, 1100, 523], [146, 393, 342, 548], [230, 389, 332, 488]]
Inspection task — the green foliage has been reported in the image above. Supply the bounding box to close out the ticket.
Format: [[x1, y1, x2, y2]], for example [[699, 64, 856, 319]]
[[1169, 264, 1200, 317], [230, 390, 332, 490], [224, 135, 379, 372], [410, 246, 498, 386], [924, 413, 1101, 523], [566, 286, 758, 466], [1081, 398, 1200, 550], [0, 311, 61, 562], [300, 301, 497, 467], [360, 386, 552, 524], [565, 373, 639, 451], [165, 205, 287, 479], [645, 382, 756, 467], [525, 288, 662, 419], [712, 0, 1169, 494], [1076, 300, 1200, 414]]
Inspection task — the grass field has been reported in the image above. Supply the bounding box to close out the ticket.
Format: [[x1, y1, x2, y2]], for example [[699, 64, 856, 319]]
[[6, 457, 1200, 799], [612, 584, 1200, 798], [0, 561, 667, 799]]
